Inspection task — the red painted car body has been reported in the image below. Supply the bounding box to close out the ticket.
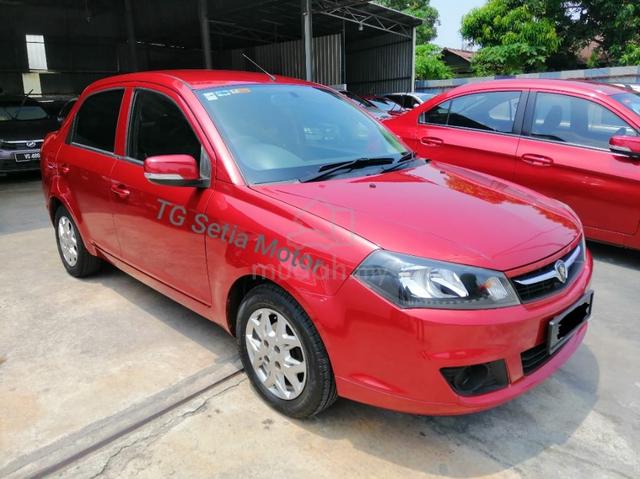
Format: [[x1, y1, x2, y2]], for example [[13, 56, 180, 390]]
[[41, 71, 593, 415], [384, 79, 640, 249]]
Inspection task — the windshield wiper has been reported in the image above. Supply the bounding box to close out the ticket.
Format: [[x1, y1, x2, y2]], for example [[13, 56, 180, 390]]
[[381, 151, 419, 173], [299, 156, 395, 183], [13, 89, 34, 121]]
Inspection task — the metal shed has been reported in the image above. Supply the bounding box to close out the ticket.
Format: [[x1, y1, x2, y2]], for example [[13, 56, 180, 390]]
[[0, 0, 420, 98]]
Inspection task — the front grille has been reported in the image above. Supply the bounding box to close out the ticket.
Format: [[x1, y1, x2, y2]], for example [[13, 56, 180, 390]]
[[0, 139, 43, 151], [511, 242, 584, 303]]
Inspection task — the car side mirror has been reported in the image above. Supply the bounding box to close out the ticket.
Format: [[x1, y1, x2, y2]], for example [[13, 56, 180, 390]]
[[609, 135, 640, 160], [143, 154, 208, 187]]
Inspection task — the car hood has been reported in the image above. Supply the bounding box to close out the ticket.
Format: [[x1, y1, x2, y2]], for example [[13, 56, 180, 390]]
[[252, 162, 581, 272], [0, 118, 59, 141]]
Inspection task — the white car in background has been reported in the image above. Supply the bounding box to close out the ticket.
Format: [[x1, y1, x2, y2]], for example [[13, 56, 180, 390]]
[[384, 92, 436, 109]]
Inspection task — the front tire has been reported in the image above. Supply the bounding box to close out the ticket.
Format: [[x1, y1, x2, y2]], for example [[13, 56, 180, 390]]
[[54, 206, 101, 277], [237, 284, 337, 418]]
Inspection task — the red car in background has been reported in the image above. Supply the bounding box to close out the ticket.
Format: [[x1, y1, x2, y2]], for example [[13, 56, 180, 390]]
[[385, 80, 640, 249], [42, 71, 593, 418]]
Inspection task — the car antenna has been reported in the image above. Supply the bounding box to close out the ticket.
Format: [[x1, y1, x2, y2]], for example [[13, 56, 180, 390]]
[[242, 53, 276, 82]]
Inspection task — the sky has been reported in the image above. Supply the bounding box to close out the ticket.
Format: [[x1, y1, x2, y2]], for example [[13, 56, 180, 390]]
[[431, 0, 486, 49]]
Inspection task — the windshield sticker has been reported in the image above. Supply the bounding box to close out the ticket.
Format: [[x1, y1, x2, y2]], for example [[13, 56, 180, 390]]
[[204, 88, 251, 101]]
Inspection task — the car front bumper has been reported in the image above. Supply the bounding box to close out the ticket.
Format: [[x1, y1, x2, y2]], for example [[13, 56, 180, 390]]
[[0, 149, 42, 172], [303, 250, 594, 415]]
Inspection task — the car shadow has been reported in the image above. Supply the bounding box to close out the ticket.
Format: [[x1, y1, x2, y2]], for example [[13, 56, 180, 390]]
[[587, 240, 640, 271], [83, 262, 237, 361], [294, 345, 599, 477]]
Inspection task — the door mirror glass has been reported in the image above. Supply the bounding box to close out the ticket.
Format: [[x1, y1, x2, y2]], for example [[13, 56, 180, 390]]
[[609, 135, 640, 159], [144, 154, 205, 187]]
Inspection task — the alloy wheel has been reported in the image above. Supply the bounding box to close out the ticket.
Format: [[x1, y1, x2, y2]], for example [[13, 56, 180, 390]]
[[58, 216, 78, 267], [245, 307, 307, 400]]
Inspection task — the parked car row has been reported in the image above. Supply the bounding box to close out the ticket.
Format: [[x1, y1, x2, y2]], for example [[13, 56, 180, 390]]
[[384, 80, 640, 250]]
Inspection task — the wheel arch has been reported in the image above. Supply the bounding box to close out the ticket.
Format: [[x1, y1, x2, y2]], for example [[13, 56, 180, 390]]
[[48, 193, 98, 256]]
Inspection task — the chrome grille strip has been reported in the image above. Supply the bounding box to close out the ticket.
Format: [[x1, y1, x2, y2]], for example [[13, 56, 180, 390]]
[[514, 245, 581, 286]]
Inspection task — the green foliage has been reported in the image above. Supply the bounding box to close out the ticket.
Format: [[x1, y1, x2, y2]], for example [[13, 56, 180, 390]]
[[471, 44, 550, 76], [415, 44, 453, 79], [461, 0, 640, 74], [461, 0, 560, 75], [619, 43, 640, 67], [375, 1, 439, 44]]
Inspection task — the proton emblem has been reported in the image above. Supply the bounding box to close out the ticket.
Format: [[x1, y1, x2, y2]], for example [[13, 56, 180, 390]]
[[554, 260, 568, 283], [26, 141, 37, 148]]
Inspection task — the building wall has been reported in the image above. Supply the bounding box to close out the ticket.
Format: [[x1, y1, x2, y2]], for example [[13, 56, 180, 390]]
[[228, 34, 342, 85], [346, 33, 414, 95]]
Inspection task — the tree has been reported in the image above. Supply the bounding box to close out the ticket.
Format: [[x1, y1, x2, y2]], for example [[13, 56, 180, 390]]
[[462, 1, 640, 75], [461, 0, 560, 75], [562, 0, 640, 66], [375, 1, 439, 44], [415, 44, 453, 79]]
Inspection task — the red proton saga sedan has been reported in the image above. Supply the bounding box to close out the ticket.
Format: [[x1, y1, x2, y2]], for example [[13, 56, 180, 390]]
[[384, 80, 640, 250], [41, 71, 593, 418]]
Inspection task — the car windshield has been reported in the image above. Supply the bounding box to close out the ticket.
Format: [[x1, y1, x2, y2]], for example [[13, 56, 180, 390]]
[[197, 84, 405, 184], [612, 92, 640, 116], [0, 101, 49, 121]]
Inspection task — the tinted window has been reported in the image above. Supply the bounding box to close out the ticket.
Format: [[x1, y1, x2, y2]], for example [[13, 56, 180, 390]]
[[198, 85, 405, 184], [531, 93, 637, 149], [420, 100, 451, 125], [386, 95, 402, 107], [448, 91, 521, 133], [72, 90, 123, 152], [128, 90, 201, 162]]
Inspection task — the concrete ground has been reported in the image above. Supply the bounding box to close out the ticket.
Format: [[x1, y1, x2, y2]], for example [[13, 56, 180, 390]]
[[1, 173, 639, 478]]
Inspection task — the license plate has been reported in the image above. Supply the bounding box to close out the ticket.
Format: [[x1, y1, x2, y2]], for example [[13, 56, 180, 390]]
[[15, 152, 41, 162], [547, 290, 594, 354]]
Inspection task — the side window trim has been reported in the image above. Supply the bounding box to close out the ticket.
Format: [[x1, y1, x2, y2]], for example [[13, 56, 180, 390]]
[[521, 90, 640, 152], [68, 87, 125, 156]]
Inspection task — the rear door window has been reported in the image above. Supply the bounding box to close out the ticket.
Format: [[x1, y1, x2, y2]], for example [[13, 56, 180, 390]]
[[72, 89, 124, 153], [447, 91, 521, 133]]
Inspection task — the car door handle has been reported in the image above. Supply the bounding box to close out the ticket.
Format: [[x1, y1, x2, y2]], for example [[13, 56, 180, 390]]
[[59, 163, 70, 175], [520, 154, 554, 166], [420, 136, 444, 146], [110, 184, 130, 199]]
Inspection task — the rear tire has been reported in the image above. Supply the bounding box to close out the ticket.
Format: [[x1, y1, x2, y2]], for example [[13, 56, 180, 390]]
[[237, 284, 337, 418], [54, 206, 101, 277]]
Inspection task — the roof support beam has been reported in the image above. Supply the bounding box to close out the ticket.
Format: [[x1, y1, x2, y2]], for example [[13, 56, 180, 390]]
[[198, 0, 213, 69], [301, 0, 314, 81], [313, 1, 412, 38], [123, 0, 138, 71]]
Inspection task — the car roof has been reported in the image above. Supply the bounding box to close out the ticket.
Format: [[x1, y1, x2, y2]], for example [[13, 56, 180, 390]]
[[88, 69, 313, 91], [447, 79, 628, 97]]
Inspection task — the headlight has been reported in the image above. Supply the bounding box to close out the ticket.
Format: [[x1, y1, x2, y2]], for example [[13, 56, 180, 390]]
[[354, 250, 520, 310]]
